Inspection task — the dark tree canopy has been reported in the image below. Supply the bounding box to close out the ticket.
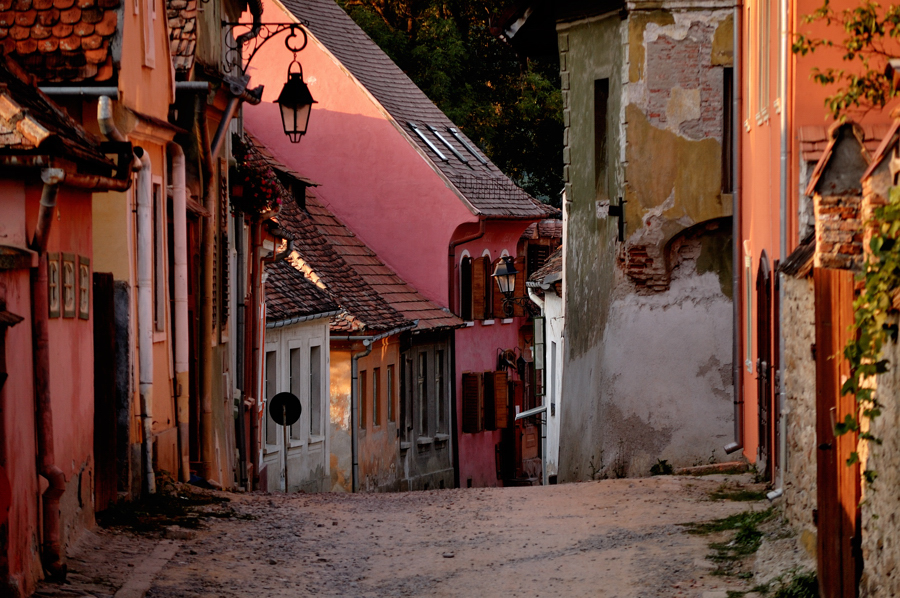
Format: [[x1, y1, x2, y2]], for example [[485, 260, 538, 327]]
[[339, 0, 564, 205]]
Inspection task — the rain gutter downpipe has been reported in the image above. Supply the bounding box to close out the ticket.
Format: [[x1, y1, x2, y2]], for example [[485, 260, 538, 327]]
[[168, 141, 191, 483], [98, 96, 142, 172], [348, 323, 417, 492], [135, 147, 156, 495], [30, 169, 65, 579], [725, 0, 744, 455]]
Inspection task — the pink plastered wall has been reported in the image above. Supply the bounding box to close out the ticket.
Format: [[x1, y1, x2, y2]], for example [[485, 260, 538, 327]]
[[243, 0, 477, 307]]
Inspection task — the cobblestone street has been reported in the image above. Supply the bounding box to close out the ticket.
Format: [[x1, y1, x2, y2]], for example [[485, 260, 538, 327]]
[[33, 473, 801, 598]]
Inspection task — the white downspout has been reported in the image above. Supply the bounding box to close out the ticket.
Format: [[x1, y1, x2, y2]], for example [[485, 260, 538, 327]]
[[135, 147, 156, 494], [168, 142, 190, 483], [527, 287, 549, 487]]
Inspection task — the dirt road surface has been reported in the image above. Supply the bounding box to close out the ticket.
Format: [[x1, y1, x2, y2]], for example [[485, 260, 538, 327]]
[[132, 475, 763, 598]]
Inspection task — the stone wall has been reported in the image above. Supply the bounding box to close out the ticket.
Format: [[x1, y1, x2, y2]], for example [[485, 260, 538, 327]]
[[780, 274, 817, 557]]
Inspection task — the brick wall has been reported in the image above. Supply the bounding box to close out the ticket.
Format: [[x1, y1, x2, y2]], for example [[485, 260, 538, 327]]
[[813, 192, 864, 271]]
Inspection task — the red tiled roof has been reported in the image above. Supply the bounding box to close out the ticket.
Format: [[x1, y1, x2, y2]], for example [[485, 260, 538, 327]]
[[528, 245, 562, 283], [0, 0, 119, 82], [862, 119, 900, 181], [265, 258, 339, 324], [520, 218, 562, 241], [279, 0, 557, 220], [305, 192, 464, 332], [0, 57, 113, 166], [799, 123, 888, 164], [167, 0, 196, 75]]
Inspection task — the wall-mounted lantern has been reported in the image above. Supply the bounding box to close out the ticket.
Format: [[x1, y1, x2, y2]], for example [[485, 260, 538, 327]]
[[491, 256, 536, 317]]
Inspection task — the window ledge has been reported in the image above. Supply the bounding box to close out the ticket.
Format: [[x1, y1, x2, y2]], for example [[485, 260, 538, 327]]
[[501, 318, 514, 324], [434, 433, 450, 443], [416, 436, 433, 447], [400, 441, 412, 451], [309, 435, 325, 444], [482, 319, 495, 326], [464, 321, 475, 327]]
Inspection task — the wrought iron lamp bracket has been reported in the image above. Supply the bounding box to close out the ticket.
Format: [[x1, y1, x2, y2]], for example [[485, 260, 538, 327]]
[[222, 21, 311, 74], [499, 295, 540, 318]]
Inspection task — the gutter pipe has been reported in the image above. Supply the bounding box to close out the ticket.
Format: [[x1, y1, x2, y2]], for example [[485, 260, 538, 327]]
[[348, 322, 417, 492], [40, 87, 119, 99], [30, 169, 65, 579], [98, 96, 142, 172], [265, 309, 341, 329], [168, 141, 190, 483], [135, 147, 156, 495], [726, 2, 744, 455]]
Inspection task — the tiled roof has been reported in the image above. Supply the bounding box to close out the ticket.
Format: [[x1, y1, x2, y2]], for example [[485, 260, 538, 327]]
[[528, 245, 562, 284], [304, 191, 464, 332], [0, 0, 119, 82], [520, 218, 562, 241], [799, 123, 888, 164], [862, 119, 900, 181], [167, 0, 197, 75], [238, 134, 410, 334], [0, 57, 113, 166], [279, 0, 557, 220], [265, 258, 339, 324]]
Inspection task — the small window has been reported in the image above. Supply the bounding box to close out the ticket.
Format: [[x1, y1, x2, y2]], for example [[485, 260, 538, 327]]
[[78, 256, 90, 320], [426, 124, 468, 163], [461, 372, 482, 434], [594, 78, 609, 197], [460, 256, 472, 320], [47, 253, 60, 318], [407, 122, 447, 161], [418, 353, 428, 435], [359, 370, 367, 429], [373, 367, 381, 426], [387, 364, 395, 423], [62, 253, 76, 318], [265, 351, 277, 445], [723, 67, 734, 193], [290, 348, 302, 440], [448, 127, 488, 164], [435, 351, 445, 432], [309, 345, 322, 436]]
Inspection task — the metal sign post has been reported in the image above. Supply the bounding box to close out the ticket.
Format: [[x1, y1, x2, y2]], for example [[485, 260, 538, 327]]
[[269, 392, 302, 493]]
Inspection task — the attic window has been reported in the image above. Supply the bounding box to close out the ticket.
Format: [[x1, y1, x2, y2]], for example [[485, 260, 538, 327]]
[[425, 125, 468, 164], [407, 122, 447, 161], [448, 127, 488, 164]]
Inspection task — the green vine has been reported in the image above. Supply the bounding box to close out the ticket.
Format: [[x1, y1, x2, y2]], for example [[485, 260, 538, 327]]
[[839, 186, 900, 482]]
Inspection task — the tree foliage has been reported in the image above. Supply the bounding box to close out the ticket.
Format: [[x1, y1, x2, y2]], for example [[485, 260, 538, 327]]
[[793, 0, 900, 119], [339, 0, 564, 204]]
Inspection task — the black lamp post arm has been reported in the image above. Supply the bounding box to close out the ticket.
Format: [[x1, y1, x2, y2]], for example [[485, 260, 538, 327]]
[[223, 21, 311, 74]]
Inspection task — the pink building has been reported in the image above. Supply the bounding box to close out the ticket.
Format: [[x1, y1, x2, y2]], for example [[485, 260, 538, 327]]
[[244, 0, 555, 486]]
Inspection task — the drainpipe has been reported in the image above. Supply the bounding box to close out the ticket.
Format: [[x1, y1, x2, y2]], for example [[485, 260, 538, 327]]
[[235, 217, 248, 488], [168, 142, 190, 483], [98, 96, 142, 172], [447, 219, 485, 312], [775, 0, 789, 492], [725, 2, 744, 455], [134, 147, 156, 495], [30, 168, 65, 579]]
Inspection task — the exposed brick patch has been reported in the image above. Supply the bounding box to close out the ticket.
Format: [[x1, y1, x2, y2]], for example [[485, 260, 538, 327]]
[[814, 192, 864, 271]]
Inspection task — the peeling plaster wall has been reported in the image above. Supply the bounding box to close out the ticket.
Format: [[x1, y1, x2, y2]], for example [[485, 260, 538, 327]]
[[558, 3, 733, 482], [781, 275, 817, 558]]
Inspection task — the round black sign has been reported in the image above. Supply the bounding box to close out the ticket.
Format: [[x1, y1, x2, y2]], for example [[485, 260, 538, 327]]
[[268, 392, 302, 426]]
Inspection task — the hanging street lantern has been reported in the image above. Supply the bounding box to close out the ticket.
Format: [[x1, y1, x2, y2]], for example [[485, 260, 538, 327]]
[[276, 65, 316, 143], [492, 256, 518, 299]]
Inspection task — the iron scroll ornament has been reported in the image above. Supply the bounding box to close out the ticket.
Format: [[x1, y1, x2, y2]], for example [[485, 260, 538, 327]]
[[222, 21, 311, 74]]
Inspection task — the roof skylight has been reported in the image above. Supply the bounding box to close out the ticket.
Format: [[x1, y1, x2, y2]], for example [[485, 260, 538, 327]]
[[407, 122, 447, 161], [448, 127, 488, 164], [426, 124, 468, 164]]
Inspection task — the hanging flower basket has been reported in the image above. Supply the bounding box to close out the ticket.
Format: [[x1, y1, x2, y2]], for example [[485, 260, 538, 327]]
[[230, 141, 284, 216]]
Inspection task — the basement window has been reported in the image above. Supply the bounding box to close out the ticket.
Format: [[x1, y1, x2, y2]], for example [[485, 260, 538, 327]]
[[407, 122, 448, 161]]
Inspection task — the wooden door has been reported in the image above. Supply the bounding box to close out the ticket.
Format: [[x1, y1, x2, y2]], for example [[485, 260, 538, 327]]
[[93, 272, 117, 511], [814, 267, 860, 598], [756, 252, 772, 480]]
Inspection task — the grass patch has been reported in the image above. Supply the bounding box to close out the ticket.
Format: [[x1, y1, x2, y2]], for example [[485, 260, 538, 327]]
[[97, 484, 240, 534], [709, 483, 767, 502], [771, 571, 818, 597], [683, 508, 774, 578]]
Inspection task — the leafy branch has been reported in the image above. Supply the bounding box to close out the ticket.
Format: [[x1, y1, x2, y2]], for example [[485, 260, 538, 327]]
[[792, 0, 900, 118]]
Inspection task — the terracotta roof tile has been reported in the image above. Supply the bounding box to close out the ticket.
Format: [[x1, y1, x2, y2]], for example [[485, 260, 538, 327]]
[[0, 0, 116, 81], [799, 123, 889, 163], [0, 57, 113, 166], [280, 0, 557, 220], [265, 259, 339, 324], [528, 245, 562, 284]]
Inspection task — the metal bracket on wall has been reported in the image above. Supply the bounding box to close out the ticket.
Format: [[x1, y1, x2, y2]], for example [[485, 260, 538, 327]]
[[222, 20, 311, 74], [607, 197, 626, 242]]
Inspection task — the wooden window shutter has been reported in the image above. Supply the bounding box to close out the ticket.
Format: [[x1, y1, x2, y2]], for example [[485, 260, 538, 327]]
[[472, 256, 485, 320], [527, 243, 550, 277], [482, 256, 493, 319], [494, 370, 509, 429], [461, 372, 481, 433], [512, 379, 523, 420], [482, 371, 496, 431], [513, 256, 527, 317], [460, 257, 473, 320]]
